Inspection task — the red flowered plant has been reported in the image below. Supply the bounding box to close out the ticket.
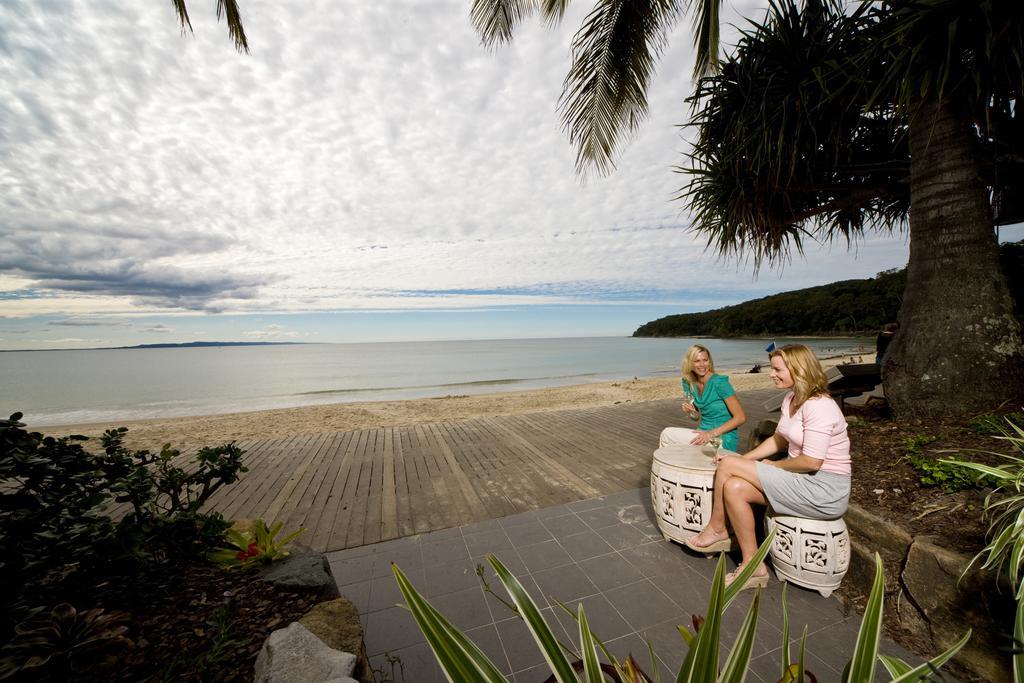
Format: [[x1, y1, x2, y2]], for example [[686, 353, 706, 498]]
[[210, 519, 305, 569]]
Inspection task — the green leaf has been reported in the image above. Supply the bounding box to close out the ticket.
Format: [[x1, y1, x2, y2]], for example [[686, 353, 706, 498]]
[[718, 590, 760, 682], [677, 555, 727, 682], [723, 529, 775, 609], [392, 563, 507, 683], [488, 555, 577, 682], [578, 604, 604, 683], [884, 628, 970, 682], [845, 553, 885, 683]]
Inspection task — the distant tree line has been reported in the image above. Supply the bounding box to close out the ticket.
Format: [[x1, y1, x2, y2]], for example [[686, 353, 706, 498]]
[[634, 241, 1024, 339]]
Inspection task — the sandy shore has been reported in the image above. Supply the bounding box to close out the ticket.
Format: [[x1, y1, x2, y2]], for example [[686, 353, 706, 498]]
[[39, 355, 862, 451]]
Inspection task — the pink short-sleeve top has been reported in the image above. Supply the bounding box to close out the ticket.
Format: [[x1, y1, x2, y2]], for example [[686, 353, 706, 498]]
[[776, 392, 851, 476]]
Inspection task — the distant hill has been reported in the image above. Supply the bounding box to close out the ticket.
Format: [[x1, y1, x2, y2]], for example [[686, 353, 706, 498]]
[[634, 241, 1024, 338], [114, 341, 304, 350]]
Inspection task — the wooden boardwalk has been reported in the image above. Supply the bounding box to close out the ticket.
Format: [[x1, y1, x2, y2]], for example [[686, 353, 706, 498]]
[[188, 388, 782, 552]]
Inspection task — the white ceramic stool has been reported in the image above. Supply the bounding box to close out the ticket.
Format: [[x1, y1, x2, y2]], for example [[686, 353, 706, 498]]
[[765, 513, 849, 597], [650, 445, 724, 546]]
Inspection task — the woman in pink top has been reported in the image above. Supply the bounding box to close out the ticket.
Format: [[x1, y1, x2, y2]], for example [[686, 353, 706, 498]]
[[685, 344, 851, 590]]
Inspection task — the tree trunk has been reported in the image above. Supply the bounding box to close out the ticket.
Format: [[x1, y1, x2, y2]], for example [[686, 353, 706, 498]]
[[884, 97, 1023, 418]]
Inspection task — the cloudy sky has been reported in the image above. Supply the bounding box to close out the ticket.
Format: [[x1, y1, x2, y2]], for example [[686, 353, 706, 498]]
[[2, 1, 1018, 350]]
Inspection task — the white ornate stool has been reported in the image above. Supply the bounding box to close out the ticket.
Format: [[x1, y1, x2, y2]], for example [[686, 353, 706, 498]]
[[650, 445, 724, 546], [765, 513, 850, 597]]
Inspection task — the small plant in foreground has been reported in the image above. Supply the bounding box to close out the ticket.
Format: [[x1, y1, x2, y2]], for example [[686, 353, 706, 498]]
[[0, 604, 131, 682], [968, 411, 1024, 436], [943, 418, 1024, 680], [210, 519, 305, 568], [902, 433, 939, 456], [907, 454, 991, 492], [393, 531, 969, 682]]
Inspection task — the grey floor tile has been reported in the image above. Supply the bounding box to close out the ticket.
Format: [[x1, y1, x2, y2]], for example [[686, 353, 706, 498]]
[[604, 579, 686, 631], [324, 543, 376, 562], [534, 503, 575, 520], [461, 517, 503, 534], [599, 522, 655, 551], [638, 618, 689, 674], [481, 573, 545, 623], [555, 593, 633, 643], [495, 611, 560, 672], [420, 536, 470, 567], [372, 545, 422, 579], [464, 527, 514, 556], [567, 497, 608, 512], [364, 604, 427, 656], [513, 662, 553, 682], [504, 520, 555, 547], [653, 566, 712, 615], [557, 529, 615, 562], [577, 507, 623, 530], [422, 557, 483, 597], [369, 641, 440, 683], [541, 512, 589, 537], [421, 525, 463, 543], [518, 538, 575, 573], [531, 563, 601, 607], [500, 509, 541, 527], [613, 502, 656, 527], [367, 572, 408, 614], [464, 623, 513, 675], [475, 550, 527, 578], [618, 541, 693, 578], [329, 553, 375, 586], [429, 586, 493, 631], [577, 551, 645, 592], [335, 578, 371, 615]]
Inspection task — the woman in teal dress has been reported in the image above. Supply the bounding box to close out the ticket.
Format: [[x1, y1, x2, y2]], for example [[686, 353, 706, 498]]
[[659, 344, 746, 452]]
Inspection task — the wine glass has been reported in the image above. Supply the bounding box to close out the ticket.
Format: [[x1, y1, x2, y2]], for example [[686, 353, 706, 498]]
[[708, 435, 722, 458]]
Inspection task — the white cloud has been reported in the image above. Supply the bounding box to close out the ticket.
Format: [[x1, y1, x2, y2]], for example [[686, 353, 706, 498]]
[[0, 0, 913, 346]]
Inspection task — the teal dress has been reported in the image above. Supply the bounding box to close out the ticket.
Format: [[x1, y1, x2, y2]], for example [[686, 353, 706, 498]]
[[683, 374, 739, 452]]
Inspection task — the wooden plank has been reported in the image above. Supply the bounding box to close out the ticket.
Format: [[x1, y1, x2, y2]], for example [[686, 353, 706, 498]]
[[436, 419, 517, 519], [241, 434, 318, 521], [262, 432, 331, 525], [399, 426, 436, 534], [425, 421, 490, 522], [361, 429, 387, 545], [282, 431, 344, 533], [380, 427, 399, 541], [336, 429, 374, 548], [392, 426, 416, 537], [412, 423, 463, 530], [308, 430, 358, 551], [217, 435, 307, 521]]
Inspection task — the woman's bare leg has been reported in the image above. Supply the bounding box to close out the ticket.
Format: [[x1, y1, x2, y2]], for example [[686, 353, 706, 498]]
[[723, 477, 769, 568], [691, 456, 763, 546]]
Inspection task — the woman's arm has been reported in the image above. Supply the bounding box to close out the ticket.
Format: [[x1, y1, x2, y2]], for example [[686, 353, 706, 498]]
[[691, 393, 746, 445], [767, 454, 823, 473], [716, 432, 786, 462]]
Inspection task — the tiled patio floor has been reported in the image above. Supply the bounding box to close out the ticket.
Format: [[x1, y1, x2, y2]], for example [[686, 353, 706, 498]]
[[326, 487, 937, 683]]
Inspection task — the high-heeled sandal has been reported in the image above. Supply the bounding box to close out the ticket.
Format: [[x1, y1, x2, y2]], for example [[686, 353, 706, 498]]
[[724, 564, 770, 590], [684, 528, 734, 554]]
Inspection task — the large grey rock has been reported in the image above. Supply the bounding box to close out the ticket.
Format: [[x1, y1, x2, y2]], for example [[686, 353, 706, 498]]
[[254, 622, 358, 683], [299, 599, 372, 683], [260, 553, 337, 594]]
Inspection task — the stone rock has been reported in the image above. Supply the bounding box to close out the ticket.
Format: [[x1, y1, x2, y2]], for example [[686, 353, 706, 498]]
[[901, 536, 1013, 683], [299, 599, 372, 683], [260, 553, 337, 595], [844, 504, 911, 556], [253, 622, 358, 683]]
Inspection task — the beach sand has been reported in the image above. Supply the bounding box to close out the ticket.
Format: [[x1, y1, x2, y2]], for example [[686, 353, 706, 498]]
[[39, 355, 862, 451]]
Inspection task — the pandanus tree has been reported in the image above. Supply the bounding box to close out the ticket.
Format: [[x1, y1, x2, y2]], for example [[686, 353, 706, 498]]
[[470, 0, 1024, 417]]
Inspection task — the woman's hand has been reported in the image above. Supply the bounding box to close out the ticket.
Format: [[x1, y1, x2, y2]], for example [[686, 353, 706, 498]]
[[680, 399, 698, 419], [689, 430, 713, 446]]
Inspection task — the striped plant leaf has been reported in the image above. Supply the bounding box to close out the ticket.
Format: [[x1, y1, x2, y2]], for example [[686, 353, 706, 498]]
[[881, 627, 970, 682], [718, 590, 761, 682], [393, 563, 507, 683], [578, 604, 604, 683], [723, 528, 776, 609], [488, 554, 577, 683], [676, 554, 727, 682], [844, 553, 885, 682]]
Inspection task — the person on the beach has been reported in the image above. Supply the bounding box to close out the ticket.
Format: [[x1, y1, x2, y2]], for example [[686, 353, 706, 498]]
[[685, 344, 851, 590], [875, 322, 898, 364], [659, 344, 746, 452]]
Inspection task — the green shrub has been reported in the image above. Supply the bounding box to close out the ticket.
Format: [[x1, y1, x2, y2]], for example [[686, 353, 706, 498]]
[[907, 454, 992, 492], [968, 411, 1024, 436], [0, 413, 247, 637], [903, 433, 939, 456]]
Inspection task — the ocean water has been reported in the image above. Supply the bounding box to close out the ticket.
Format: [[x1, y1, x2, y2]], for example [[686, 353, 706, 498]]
[[1, 336, 870, 427]]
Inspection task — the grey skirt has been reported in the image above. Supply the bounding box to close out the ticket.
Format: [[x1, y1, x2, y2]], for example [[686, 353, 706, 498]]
[[755, 463, 850, 519]]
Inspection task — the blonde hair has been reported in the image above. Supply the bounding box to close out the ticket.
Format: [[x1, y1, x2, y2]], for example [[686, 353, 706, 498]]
[[681, 344, 715, 392], [769, 344, 828, 412]]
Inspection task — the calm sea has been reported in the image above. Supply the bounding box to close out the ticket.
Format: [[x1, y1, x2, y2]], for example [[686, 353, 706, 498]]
[[1, 336, 870, 427]]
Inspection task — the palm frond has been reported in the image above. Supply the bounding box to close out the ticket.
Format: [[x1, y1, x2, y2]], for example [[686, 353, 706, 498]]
[[560, 0, 682, 175], [470, 0, 540, 46], [216, 0, 249, 53], [690, 0, 722, 77], [171, 0, 193, 34]]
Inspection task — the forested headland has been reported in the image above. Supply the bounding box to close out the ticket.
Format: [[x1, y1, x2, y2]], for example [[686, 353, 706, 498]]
[[634, 241, 1024, 338]]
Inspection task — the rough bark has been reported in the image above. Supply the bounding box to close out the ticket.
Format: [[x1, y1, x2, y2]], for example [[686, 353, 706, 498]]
[[884, 97, 1023, 418]]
